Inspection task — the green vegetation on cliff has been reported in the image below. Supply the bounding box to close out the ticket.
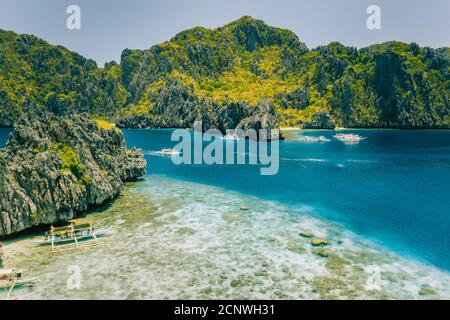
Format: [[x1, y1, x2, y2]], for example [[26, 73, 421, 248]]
[[54, 144, 83, 176], [0, 113, 147, 236], [1, 16, 449, 129], [0, 29, 127, 126]]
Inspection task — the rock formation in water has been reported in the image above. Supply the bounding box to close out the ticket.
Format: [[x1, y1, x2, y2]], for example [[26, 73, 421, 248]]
[[0, 113, 146, 236]]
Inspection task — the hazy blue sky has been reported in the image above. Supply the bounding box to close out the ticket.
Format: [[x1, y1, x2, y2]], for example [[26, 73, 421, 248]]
[[0, 0, 449, 66]]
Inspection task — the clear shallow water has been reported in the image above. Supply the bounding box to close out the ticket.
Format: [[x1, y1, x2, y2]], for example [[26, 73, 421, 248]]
[[1, 128, 450, 299], [3, 177, 450, 299], [0, 128, 10, 147]]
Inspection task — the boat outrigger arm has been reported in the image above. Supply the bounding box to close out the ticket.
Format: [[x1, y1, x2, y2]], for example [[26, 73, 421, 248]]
[[1, 244, 38, 299]]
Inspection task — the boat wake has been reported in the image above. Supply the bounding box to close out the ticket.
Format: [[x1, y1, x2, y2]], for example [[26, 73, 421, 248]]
[[280, 158, 328, 163], [298, 136, 331, 143]]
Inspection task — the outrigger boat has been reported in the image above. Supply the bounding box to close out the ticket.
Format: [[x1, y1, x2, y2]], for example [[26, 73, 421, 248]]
[[155, 148, 181, 156], [1, 242, 37, 299], [0, 269, 37, 289], [221, 133, 240, 141], [333, 133, 367, 144], [1, 268, 38, 300], [30, 222, 114, 253]]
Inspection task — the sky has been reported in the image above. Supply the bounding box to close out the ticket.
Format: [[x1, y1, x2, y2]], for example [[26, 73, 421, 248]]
[[0, 0, 449, 66]]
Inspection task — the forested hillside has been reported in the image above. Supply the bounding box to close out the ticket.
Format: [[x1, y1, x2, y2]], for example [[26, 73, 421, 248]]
[[1, 16, 449, 129], [0, 29, 126, 126]]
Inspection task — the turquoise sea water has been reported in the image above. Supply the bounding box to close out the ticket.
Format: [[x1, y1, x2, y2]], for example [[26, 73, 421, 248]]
[[1, 128, 450, 271], [121, 129, 450, 272], [1, 127, 450, 299], [0, 128, 10, 147]]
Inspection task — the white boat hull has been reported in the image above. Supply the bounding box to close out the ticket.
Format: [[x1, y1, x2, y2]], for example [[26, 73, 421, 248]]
[[28, 227, 114, 246]]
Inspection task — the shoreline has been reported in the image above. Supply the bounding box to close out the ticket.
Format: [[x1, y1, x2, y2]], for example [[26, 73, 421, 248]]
[[281, 127, 450, 132], [4, 125, 450, 131]]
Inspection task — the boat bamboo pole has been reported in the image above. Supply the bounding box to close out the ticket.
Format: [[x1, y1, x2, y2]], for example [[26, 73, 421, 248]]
[[50, 226, 55, 253], [0, 242, 4, 268], [71, 224, 79, 249], [6, 279, 16, 300]]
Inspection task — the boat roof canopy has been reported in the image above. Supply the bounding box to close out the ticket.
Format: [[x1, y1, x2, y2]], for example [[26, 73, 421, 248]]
[[51, 223, 93, 233]]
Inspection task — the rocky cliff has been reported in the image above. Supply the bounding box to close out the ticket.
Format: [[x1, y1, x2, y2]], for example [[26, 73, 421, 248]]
[[1, 16, 449, 129], [117, 17, 450, 129], [0, 113, 146, 236], [116, 79, 280, 135]]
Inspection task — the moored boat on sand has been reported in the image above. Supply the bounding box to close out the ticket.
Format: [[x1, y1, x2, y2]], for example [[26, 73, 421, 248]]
[[29, 222, 114, 253], [0, 269, 37, 289], [30, 226, 114, 246]]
